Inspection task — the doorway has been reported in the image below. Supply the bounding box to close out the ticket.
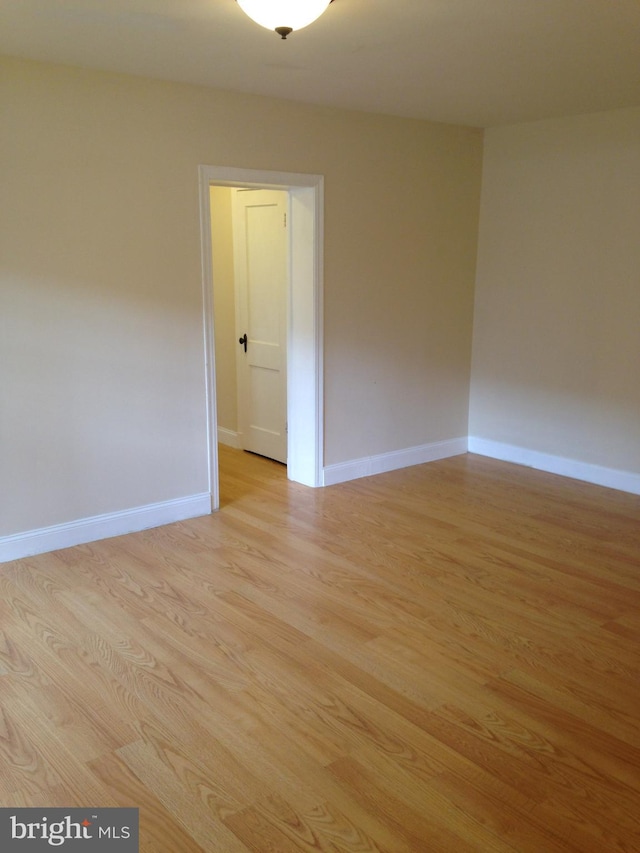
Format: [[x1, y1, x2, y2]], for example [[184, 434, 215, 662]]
[[199, 166, 324, 511]]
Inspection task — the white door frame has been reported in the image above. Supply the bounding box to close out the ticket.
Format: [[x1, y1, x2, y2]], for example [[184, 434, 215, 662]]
[[198, 165, 324, 510]]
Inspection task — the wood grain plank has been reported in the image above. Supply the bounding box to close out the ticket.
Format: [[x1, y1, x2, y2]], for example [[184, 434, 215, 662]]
[[1, 445, 639, 851]]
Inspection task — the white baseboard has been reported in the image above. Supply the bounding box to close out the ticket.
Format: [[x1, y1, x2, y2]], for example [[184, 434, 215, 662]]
[[217, 427, 241, 449], [0, 493, 212, 564], [5, 437, 635, 563], [468, 437, 640, 496], [322, 437, 468, 487]]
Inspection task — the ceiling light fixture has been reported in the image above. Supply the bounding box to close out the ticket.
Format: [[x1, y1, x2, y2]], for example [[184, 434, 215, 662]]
[[237, 0, 334, 39]]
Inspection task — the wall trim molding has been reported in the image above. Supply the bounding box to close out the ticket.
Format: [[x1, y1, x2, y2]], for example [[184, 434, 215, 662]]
[[0, 493, 212, 564], [217, 427, 241, 449], [322, 437, 468, 486], [6, 437, 637, 562], [468, 437, 640, 496]]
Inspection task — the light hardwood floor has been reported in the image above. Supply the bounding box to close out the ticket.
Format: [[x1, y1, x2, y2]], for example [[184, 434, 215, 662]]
[[1, 446, 640, 851]]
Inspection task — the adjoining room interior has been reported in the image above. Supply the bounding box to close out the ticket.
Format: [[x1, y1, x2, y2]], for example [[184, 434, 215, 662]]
[[1, 1, 639, 849], [206, 173, 324, 502]]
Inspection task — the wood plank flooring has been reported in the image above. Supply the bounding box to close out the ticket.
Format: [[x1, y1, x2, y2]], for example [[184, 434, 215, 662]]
[[1, 446, 640, 851]]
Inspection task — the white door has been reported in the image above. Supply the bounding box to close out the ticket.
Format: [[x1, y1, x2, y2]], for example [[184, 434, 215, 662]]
[[232, 189, 288, 464]]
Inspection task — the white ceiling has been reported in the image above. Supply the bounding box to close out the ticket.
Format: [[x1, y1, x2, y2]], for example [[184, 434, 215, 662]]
[[2, 0, 640, 127]]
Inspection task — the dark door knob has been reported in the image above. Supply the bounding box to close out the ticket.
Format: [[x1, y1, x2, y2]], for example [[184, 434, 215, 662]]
[[239, 333, 247, 353]]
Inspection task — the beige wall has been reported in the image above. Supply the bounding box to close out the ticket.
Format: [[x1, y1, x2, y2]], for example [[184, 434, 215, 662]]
[[0, 56, 483, 537], [469, 107, 640, 472], [210, 186, 237, 434]]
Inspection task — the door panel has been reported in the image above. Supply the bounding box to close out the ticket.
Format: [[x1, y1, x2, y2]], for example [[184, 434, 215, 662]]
[[233, 189, 288, 464]]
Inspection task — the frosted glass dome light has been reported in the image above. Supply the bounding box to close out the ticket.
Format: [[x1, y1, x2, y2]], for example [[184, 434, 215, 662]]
[[237, 0, 333, 39]]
